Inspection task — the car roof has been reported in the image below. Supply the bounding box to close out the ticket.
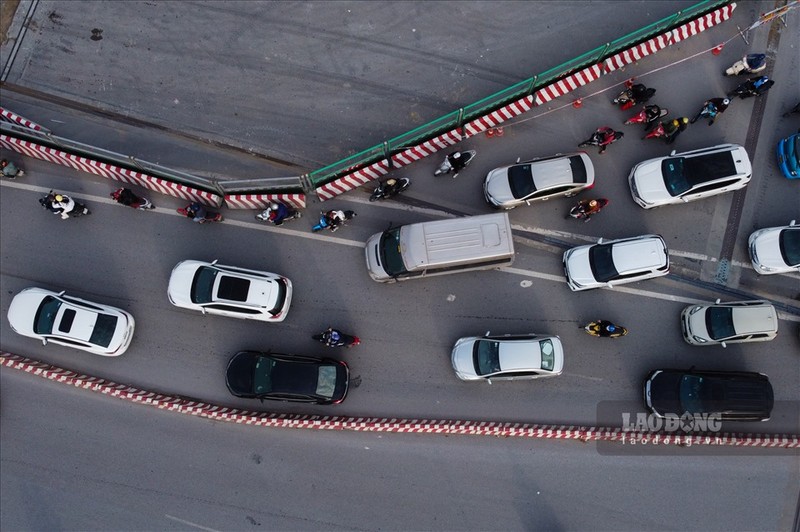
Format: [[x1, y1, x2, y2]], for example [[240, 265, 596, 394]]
[[610, 236, 667, 272], [529, 155, 582, 188], [498, 340, 543, 371], [729, 304, 778, 335]]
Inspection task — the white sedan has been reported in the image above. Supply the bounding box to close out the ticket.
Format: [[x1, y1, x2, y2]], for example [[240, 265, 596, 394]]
[[7, 287, 135, 356], [628, 144, 751, 209], [168, 260, 292, 322], [748, 221, 800, 275], [451, 333, 564, 382]]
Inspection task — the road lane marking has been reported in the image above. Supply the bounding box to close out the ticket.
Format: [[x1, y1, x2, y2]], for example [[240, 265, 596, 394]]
[[164, 515, 221, 532]]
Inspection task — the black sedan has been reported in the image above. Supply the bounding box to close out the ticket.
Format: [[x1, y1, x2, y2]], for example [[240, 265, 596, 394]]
[[225, 351, 349, 405], [644, 369, 773, 421]]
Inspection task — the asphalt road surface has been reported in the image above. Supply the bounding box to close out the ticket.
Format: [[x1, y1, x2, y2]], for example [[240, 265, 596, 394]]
[[1, 1, 799, 530]]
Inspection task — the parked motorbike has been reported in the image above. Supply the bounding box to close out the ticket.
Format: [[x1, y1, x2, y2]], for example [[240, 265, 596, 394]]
[[1, 159, 24, 178], [110, 187, 154, 210], [434, 150, 476, 177], [177, 203, 223, 223], [255, 202, 302, 225], [312, 209, 357, 232], [724, 53, 766, 76], [624, 105, 668, 129], [312, 327, 361, 348], [370, 177, 411, 201], [566, 198, 609, 222], [583, 320, 628, 338], [39, 190, 91, 219], [612, 83, 656, 111], [727, 76, 775, 99]]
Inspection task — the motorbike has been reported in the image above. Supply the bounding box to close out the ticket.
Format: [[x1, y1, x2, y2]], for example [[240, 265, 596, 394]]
[[434, 150, 476, 177], [724, 53, 766, 76], [578, 128, 623, 150], [177, 203, 223, 223], [312, 209, 357, 232], [255, 202, 302, 225], [1, 159, 24, 178], [110, 187, 154, 210], [612, 83, 656, 111], [583, 321, 628, 338], [312, 327, 361, 348], [39, 190, 91, 218], [727, 76, 774, 99], [566, 198, 609, 222], [624, 105, 668, 129], [369, 177, 411, 201]]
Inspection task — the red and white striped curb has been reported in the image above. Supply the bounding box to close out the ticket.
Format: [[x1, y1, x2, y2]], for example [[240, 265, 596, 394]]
[[2, 352, 796, 448], [317, 3, 736, 200], [224, 193, 306, 210], [0, 134, 222, 206], [0, 106, 46, 131]]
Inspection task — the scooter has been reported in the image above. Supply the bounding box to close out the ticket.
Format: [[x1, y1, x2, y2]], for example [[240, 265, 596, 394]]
[[624, 105, 668, 129], [724, 53, 766, 76], [612, 83, 656, 111], [370, 177, 411, 201], [727, 76, 774, 99], [578, 129, 624, 149], [312, 210, 356, 232], [1, 159, 24, 178], [583, 321, 628, 338], [110, 187, 155, 210], [177, 203, 223, 223], [566, 198, 609, 222], [39, 191, 91, 218], [312, 328, 361, 348], [434, 150, 476, 177], [255, 202, 302, 225]]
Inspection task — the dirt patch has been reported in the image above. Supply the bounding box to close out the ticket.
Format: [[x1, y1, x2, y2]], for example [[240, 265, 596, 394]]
[[1, 0, 21, 45]]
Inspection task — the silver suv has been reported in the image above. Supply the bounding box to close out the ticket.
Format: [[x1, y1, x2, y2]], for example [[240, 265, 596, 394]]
[[563, 234, 669, 291], [681, 299, 778, 347]]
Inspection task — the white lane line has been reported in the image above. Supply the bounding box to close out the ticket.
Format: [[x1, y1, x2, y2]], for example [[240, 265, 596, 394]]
[[164, 515, 221, 532]]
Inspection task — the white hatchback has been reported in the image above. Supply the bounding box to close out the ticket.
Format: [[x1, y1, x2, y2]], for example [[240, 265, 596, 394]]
[[628, 144, 751, 209], [7, 287, 135, 356], [748, 220, 800, 275], [563, 234, 669, 291], [681, 299, 778, 347], [168, 260, 292, 322]]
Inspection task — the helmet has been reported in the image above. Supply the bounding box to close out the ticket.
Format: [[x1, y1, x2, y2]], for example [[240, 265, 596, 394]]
[[607, 324, 616, 332], [269, 202, 279, 210], [385, 178, 397, 186], [452, 152, 461, 159], [589, 200, 598, 208], [54, 194, 64, 202], [722, 98, 730, 106], [681, 117, 689, 125]]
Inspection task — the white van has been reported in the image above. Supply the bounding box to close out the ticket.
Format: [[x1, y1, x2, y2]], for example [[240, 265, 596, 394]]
[[364, 213, 515, 282]]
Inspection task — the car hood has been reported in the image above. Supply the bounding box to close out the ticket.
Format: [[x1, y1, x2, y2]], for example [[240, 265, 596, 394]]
[[167, 260, 204, 306], [451, 338, 478, 380], [7, 289, 46, 336], [484, 167, 515, 205], [630, 160, 673, 205], [564, 245, 595, 289], [646, 370, 682, 416], [750, 227, 790, 269]]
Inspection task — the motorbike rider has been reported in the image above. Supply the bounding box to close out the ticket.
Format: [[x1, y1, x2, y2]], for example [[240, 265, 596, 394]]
[[267, 202, 291, 226], [381, 178, 399, 195], [732, 76, 774, 97], [592, 126, 623, 154], [663, 117, 689, 145], [1, 159, 23, 178], [185, 202, 208, 223], [642, 104, 663, 127], [52, 193, 76, 219], [447, 151, 468, 177], [111, 187, 146, 208], [690, 98, 730, 125], [323, 209, 347, 232], [629, 83, 651, 103], [592, 320, 621, 337], [574, 199, 604, 222]]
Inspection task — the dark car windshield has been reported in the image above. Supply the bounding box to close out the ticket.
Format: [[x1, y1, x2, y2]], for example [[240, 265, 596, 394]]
[[191, 266, 218, 304], [679, 375, 708, 413], [705, 307, 735, 340], [539, 339, 555, 371], [88, 314, 119, 347], [316, 366, 337, 398], [588, 243, 619, 282], [379, 228, 408, 277], [508, 164, 535, 199], [253, 356, 275, 394], [568, 156, 588, 184], [663, 152, 737, 197], [33, 296, 62, 335], [780, 229, 800, 266], [472, 339, 501, 376]]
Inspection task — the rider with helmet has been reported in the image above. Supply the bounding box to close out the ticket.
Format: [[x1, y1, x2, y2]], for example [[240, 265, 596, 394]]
[[52, 193, 76, 219], [323, 210, 346, 232], [663, 117, 689, 145], [447, 151, 467, 176], [267, 202, 291, 226], [185, 202, 208, 223], [691, 98, 730, 126]]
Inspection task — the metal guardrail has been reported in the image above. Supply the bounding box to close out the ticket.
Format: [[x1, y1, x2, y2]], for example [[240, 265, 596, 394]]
[[307, 0, 731, 188]]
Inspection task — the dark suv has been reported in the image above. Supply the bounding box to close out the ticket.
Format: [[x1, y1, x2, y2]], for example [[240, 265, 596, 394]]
[[644, 369, 774, 421]]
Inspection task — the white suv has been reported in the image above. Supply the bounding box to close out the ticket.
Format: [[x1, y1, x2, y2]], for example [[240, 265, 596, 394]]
[[681, 299, 778, 347], [563, 234, 669, 291]]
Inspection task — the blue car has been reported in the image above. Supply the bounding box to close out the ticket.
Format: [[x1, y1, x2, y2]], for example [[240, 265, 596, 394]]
[[776, 132, 799, 179]]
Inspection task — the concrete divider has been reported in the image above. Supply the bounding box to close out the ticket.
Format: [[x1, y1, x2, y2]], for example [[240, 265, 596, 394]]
[[2, 351, 796, 449]]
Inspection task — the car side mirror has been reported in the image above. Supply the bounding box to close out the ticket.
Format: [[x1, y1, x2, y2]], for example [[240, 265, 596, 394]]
[[41, 338, 47, 346], [715, 298, 721, 304], [484, 330, 491, 337], [721, 341, 727, 348], [681, 197, 689, 202], [487, 378, 493, 385], [597, 237, 604, 244], [200, 308, 207, 314], [791, 219, 797, 226], [670, 150, 677, 156], [57, 290, 66, 296], [211, 259, 218, 265], [516, 157, 521, 163], [607, 283, 614, 288]]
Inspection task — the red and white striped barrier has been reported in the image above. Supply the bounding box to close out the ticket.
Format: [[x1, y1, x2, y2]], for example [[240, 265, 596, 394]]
[[224, 193, 306, 210], [0, 134, 222, 206], [0, 106, 46, 131], [2, 352, 796, 448]]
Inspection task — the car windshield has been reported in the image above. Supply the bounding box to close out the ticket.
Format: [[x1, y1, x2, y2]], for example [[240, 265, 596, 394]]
[[780, 229, 800, 266], [191, 266, 218, 304], [539, 339, 555, 371], [379, 228, 408, 277], [33, 296, 62, 335], [663, 152, 738, 196], [662, 158, 689, 196], [88, 313, 119, 347], [568, 155, 588, 183], [508, 164, 535, 199], [679, 375, 708, 413], [472, 339, 501, 376], [316, 365, 337, 398], [253, 356, 274, 394], [588, 243, 619, 283], [705, 307, 735, 340]]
